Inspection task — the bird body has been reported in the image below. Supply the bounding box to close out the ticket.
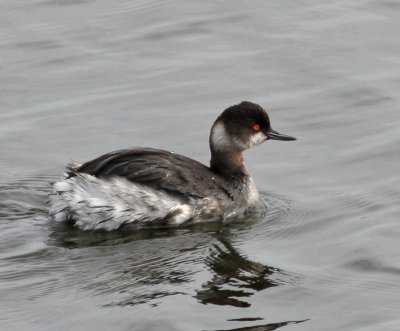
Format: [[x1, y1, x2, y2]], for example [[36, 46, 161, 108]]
[[50, 101, 295, 230]]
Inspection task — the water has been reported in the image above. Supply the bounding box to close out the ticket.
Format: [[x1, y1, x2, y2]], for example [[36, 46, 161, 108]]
[[1, 0, 399, 330]]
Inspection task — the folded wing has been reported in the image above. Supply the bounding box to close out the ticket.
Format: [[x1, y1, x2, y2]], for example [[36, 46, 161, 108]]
[[72, 148, 227, 200]]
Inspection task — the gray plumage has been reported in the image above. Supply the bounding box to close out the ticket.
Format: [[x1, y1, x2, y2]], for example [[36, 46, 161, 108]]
[[49, 101, 295, 230]]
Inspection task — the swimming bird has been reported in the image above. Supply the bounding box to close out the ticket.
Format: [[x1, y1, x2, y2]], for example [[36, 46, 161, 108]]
[[50, 101, 296, 230]]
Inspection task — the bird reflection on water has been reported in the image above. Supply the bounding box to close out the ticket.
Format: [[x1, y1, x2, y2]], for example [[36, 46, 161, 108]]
[[195, 236, 283, 308], [48, 221, 306, 329]]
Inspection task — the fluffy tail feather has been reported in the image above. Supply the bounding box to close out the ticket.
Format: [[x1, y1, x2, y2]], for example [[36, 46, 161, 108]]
[[49, 173, 193, 230]]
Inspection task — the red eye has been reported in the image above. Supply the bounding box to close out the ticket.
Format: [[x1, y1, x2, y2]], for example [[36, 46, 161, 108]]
[[252, 124, 261, 132]]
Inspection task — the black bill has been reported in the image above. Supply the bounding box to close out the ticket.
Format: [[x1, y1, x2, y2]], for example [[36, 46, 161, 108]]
[[265, 129, 296, 141]]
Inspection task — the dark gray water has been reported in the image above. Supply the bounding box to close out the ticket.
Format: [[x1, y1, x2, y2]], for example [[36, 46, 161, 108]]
[[1, 1, 400, 330]]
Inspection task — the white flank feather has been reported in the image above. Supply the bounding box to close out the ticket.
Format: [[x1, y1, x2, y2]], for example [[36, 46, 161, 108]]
[[49, 173, 194, 230]]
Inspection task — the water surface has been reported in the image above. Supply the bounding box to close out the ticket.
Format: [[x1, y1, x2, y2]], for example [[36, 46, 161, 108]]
[[1, 1, 400, 330]]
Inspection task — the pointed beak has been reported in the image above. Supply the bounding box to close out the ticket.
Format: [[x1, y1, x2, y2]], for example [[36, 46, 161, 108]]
[[264, 129, 296, 141]]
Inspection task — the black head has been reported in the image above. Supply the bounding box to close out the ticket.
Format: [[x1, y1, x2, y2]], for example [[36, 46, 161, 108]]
[[210, 101, 296, 152]]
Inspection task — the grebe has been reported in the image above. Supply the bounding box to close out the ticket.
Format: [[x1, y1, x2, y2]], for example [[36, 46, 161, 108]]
[[50, 101, 296, 230]]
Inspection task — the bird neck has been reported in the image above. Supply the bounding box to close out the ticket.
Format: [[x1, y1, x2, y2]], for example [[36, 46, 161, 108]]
[[210, 149, 247, 177]]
